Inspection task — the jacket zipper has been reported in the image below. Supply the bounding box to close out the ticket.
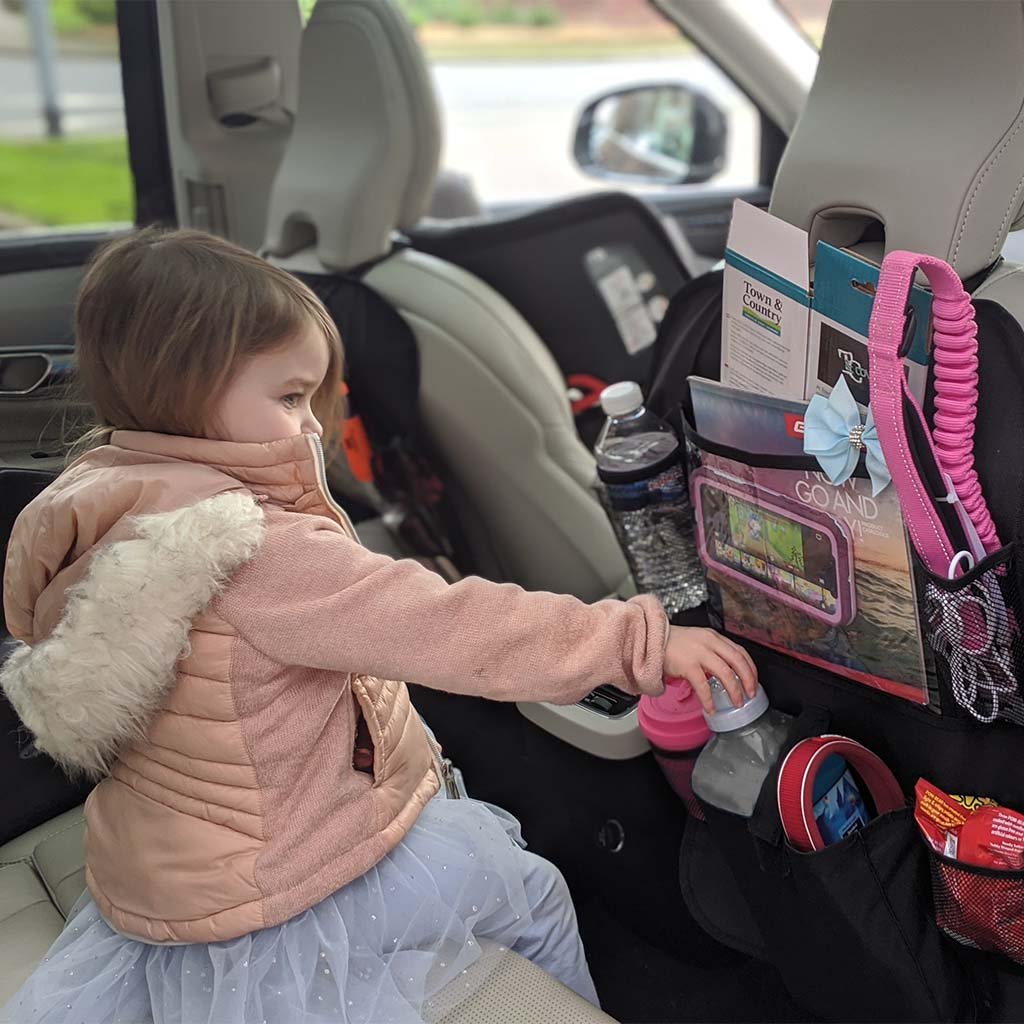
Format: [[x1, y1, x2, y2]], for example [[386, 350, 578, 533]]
[[309, 434, 460, 799], [308, 433, 359, 538], [423, 724, 462, 800]]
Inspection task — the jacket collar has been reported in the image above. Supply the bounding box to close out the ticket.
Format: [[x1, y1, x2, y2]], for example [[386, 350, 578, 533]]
[[108, 430, 352, 532]]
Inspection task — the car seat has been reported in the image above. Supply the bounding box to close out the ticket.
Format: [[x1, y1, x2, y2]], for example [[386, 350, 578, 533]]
[[262, 0, 637, 600], [766, 0, 1024, 539], [0, 806, 617, 1021], [662, 3, 1024, 1018], [770, 2, 1024, 285], [408, 192, 690, 448]]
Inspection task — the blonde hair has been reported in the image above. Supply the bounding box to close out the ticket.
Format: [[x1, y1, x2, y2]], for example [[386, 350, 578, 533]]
[[73, 227, 342, 450]]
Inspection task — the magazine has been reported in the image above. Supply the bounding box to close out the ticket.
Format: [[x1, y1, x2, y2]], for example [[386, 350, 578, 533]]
[[689, 377, 931, 706], [721, 199, 810, 401], [690, 375, 808, 457], [807, 241, 933, 407], [719, 202, 934, 407]]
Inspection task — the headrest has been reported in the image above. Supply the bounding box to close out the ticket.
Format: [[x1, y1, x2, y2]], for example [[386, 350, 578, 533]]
[[770, 1, 1024, 279], [264, 0, 441, 271]]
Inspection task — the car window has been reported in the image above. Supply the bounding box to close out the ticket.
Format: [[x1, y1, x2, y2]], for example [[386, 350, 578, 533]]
[[774, 0, 832, 48], [403, 0, 760, 207], [0, 0, 131, 240]]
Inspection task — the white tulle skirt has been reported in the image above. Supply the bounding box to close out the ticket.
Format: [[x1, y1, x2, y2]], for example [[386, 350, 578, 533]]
[[2, 796, 597, 1024]]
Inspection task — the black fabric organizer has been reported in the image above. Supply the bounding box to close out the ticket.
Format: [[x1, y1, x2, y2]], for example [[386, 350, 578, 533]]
[[645, 271, 1024, 1022]]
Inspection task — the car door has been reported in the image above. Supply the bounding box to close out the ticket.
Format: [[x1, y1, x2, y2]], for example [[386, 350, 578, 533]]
[[0, 0, 306, 481], [0, 0, 177, 908], [0, 2, 174, 477]]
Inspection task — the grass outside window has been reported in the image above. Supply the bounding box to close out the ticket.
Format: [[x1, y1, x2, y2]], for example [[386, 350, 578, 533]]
[[0, 137, 132, 228]]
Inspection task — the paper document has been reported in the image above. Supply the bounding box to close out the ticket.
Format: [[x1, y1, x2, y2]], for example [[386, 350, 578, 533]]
[[721, 199, 810, 400], [808, 241, 932, 407]]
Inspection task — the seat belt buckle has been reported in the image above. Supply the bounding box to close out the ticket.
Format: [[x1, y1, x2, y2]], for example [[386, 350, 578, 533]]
[[566, 373, 608, 417]]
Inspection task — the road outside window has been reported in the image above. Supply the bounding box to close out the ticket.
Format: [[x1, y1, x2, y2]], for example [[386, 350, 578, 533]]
[[0, 0, 131, 238], [396, 0, 760, 207], [0, 0, 763, 237]]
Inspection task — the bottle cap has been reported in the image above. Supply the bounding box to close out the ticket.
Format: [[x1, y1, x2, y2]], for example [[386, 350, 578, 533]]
[[703, 678, 770, 732], [637, 677, 712, 752], [600, 381, 643, 417]]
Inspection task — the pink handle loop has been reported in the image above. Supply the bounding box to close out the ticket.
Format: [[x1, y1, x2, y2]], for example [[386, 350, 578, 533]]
[[868, 252, 1000, 572]]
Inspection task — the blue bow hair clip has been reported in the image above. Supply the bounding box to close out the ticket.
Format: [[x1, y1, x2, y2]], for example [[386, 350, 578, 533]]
[[803, 376, 891, 496]]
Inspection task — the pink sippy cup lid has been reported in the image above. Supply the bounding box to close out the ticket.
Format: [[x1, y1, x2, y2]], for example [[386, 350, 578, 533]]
[[637, 676, 713, 753]]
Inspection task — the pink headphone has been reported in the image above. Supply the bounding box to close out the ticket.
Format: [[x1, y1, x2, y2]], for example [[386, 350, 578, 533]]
[[778, 735, 905, 852]]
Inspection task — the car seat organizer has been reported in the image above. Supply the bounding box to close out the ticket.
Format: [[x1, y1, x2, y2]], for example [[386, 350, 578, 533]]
[[627, 248, 1024, 1022]]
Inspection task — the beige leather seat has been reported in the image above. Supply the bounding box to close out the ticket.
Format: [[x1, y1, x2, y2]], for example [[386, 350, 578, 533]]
[[263, 0, 629, 601], [0, 807, 85, 1010], [769, 1, 1024, 306], [0, 807, 615, 1022], [766, 0, 1024, 540]]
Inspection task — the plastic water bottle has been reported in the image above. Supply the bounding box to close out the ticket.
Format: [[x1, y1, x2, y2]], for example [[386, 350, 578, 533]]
[[594, 381, 706, 615], [691, 679, 792, 818]]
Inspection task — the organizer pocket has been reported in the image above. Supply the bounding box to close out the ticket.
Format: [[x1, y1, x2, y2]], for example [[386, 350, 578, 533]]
[[785, 809, 969, 1021], [929, 851, 1024, 966], [683, 420, 935, 707], [683, 424, 865, 632], [678, 813, 765, 960], [918, 544, 1024, 725], [700, 803, 972, 1021]]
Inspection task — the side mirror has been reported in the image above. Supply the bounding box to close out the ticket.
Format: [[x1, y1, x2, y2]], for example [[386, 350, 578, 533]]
[[573, 82, 728, 186]]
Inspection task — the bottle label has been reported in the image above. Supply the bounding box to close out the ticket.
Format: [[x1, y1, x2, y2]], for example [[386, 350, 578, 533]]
[[604, 463, 686, 511]]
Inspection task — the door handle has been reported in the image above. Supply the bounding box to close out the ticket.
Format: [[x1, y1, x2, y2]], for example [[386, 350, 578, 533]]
[[0, 351, 73, 395]]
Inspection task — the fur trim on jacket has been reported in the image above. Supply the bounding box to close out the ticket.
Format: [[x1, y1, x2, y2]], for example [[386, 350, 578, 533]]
[[1, 492, 265, 778]]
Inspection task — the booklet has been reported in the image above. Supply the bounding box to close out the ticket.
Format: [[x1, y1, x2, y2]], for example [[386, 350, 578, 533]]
[[720, 203, 935, 407], [721, 199, 810, 401], [808, 241, 933, 407], [690, 375, 808, 457], [687, 377, 931, 706]]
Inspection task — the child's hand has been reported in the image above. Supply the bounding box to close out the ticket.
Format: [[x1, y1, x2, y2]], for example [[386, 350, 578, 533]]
[[663, 626, 757, 713]]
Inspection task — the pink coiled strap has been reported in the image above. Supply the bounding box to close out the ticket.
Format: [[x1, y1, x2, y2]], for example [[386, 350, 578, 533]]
[[930, 286, 1000, 555], [868, 251, 1000, 572]]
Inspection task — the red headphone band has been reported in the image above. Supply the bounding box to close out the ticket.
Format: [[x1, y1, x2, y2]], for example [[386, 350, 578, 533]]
[[777, 735, 906, 852]]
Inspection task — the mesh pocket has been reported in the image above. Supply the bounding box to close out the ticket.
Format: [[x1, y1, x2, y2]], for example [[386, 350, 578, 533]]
[[923, 544, 1024, 724], [929, 854, 1024, 965]]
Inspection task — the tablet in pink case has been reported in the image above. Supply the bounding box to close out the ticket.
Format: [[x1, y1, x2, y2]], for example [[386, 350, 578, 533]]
[[691, 469, 858, 627]]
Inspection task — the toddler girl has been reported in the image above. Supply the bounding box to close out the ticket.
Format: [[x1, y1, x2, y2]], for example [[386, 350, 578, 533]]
[[1, 228, 755, 1024]]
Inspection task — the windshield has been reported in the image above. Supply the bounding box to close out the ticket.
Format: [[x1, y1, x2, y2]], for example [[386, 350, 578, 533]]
[[774, 0, 831, 48]]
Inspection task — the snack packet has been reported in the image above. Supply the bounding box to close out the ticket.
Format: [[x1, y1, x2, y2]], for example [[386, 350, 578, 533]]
[[915, 779, 1024, 870]]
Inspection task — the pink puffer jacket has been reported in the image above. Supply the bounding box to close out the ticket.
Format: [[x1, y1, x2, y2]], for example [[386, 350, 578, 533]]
[[1, 431, 669, 943]]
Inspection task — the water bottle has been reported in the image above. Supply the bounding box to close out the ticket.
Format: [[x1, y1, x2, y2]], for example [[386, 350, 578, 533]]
[[594, 381, 706, 615], [691, 678, 792, 817], [638, 676, 712, 819]]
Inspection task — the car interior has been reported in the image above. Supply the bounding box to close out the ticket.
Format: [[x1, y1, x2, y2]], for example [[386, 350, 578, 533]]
[[3, 0, 1024, 1021]]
